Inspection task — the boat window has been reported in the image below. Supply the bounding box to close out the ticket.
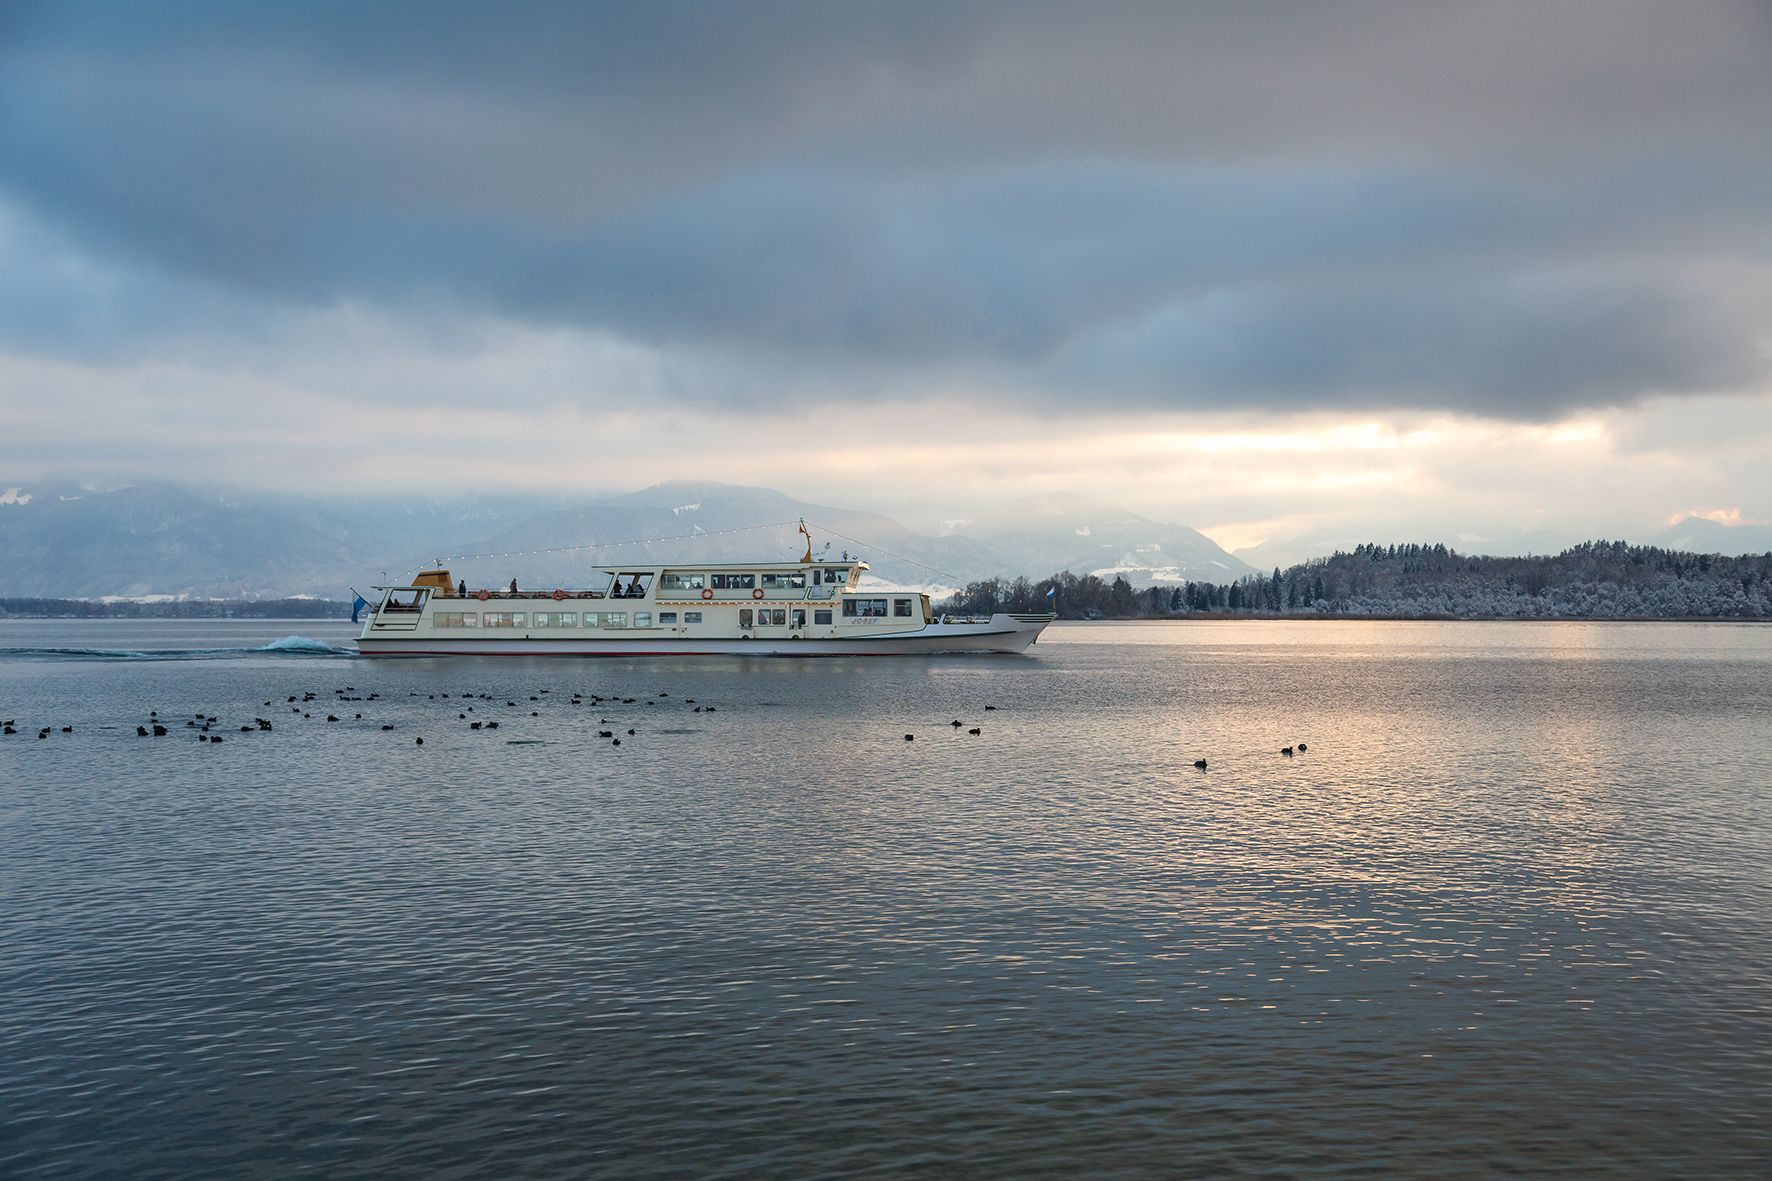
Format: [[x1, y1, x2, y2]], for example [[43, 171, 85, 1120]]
[[660, 573, 704, 590], [634, 612, 652, 628], [761, 609, 785, 626], [739, 609, 753, 628], [432, 612, 478, 628], [533, 612, 577, 628], [483, 612, 526, 628], [814, 609, 832, 625], [791, 609, 806, 628], [611, 573, 653, 598], [815, 568, 849, 585], [761, 572, 805, 589], [383, 589, 427, 612], [842, 598, 890, 617], [684, 611, 702, 623], [585, 611, 627, 628], [659, 612, 678, 625], [894, 599, 914, 617], [711, 573, 756, 590]]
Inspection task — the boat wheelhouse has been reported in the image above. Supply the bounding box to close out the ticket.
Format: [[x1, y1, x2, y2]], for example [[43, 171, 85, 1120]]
[[356, 557, 1053, 656]]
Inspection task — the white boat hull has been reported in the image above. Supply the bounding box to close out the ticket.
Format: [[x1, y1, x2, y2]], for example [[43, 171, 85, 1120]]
[[356, 614, 1051, 657]]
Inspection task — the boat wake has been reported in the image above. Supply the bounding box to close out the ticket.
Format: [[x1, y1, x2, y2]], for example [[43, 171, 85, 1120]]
[[0, 635, 355, 660], [259, 635, 352, 654]]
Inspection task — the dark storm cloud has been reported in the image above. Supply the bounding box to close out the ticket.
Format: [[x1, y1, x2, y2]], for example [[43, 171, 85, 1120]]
[[2, 1, 1771, 415]]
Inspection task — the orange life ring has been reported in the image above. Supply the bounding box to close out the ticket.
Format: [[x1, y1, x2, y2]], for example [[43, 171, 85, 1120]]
[[701, 588, 714, 600], [553, 588, 565, 601], [752, 588, 764, 600], [477, 589, 490, 601]]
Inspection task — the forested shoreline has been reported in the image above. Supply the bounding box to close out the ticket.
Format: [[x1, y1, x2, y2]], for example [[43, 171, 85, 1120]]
[[938, 542, 1772, 620], [5, 541, 1771, 621], [0, 598, 348, 619]]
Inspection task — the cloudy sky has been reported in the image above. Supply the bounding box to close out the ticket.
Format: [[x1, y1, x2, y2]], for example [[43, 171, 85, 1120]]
[[2, 1, 1770, 556]]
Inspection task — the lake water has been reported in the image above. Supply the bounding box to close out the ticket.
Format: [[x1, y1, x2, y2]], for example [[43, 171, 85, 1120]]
[[4, 619, 1771, 1178]]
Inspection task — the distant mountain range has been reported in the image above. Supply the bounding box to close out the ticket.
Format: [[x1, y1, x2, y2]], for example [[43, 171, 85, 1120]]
[[4, 479, 1764, 601], [1652, 516, 1772, 556], [946, 492, 1252, 587], [0, 480, 1260, 599], [0, 482, 379, 600]]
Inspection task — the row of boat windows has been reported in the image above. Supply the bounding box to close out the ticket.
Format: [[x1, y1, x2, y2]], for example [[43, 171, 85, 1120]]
[[845, 599, 917, 617], [659, 569, 850, 591], [433, 611, 680, 629], [429, 608, 865, 629], [737, 609, 830, 627]]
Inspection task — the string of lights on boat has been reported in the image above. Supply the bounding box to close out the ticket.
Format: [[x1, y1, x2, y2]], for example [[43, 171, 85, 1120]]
[[405, 519, 964, 585]]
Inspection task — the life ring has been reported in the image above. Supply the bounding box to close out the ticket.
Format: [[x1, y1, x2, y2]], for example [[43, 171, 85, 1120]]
[[701, 588, 714, 600], [553, 588, 565, 601], [477, 589, 490, 601], [752, 588, 764, 600]]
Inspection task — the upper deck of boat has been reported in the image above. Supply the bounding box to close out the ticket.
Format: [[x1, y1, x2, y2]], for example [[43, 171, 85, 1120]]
[[594, 559, 868, 573], [377, 558, 871, 602]]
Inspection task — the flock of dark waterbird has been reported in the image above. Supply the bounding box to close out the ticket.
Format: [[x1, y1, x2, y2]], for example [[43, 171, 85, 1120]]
[[6, 686, 1308, 771], [55, 686, 718, 750], [8, 686, 973, 752]]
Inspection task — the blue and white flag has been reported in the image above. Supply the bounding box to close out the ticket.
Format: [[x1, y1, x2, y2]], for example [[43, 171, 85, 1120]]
[[1045, 586, 1056, 598], [351, 593, 370, 623]]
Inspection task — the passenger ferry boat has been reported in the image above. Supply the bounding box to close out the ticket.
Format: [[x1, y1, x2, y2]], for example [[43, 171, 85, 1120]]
[[356, 552, 1054, 656]]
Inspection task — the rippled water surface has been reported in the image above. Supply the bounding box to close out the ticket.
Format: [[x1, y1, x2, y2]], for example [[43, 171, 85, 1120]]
[[4, 619, 1772, 1178]]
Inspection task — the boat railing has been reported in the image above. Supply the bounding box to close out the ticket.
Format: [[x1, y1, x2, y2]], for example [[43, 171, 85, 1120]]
[[420, 590, 614, 601]]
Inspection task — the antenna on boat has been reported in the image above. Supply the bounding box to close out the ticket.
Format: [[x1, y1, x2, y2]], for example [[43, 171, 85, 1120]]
[[799, 518, 813, 563]]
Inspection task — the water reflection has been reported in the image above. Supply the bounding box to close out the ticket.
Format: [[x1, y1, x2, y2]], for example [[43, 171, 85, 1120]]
[[2, 620, 1770, 1175]]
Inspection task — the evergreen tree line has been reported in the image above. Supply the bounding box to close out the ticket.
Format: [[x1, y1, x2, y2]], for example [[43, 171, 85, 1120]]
[[936, 542, 1772, 620]]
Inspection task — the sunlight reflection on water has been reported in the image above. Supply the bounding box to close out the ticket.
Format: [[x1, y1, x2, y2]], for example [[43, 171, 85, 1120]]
[[3, 619, 1770, 1177]]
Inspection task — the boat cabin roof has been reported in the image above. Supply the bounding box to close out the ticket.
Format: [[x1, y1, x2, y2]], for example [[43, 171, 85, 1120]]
[[381, 557, 867, 591], [593, 559, 868, 573]]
